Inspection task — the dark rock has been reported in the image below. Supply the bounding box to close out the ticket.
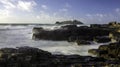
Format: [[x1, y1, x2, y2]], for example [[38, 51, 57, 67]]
[[76, 40, 91, 45], [0, 46, 119, 67], [68, 36, 93, 42], [98, 45, 108, 51], [32, 27, 43, 34], [98, 50, 108, 59], [90, 24, 109, 28], [55, 20, 83, 25], [61, 25, 77, 29], [32, 26, 111, 41], [94, 36, 111, 43], [89, 42, 120, 60]]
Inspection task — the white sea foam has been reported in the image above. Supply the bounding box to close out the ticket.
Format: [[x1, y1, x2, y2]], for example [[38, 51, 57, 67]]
[[0, 24, 108, 56]]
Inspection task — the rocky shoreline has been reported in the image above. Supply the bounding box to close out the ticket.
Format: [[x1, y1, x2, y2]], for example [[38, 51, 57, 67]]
[[32, 21, 120, 44], [0, 46, 120, 67], [0, 21, 120, 67]]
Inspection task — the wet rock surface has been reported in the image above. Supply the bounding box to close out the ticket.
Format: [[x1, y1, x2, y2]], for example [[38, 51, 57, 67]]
[[94, 36, 111, 43], [31, 22, 120, 67], [0, 46, 119, 67], [89, 42, 120, 60], [32, 25, 111, 45]]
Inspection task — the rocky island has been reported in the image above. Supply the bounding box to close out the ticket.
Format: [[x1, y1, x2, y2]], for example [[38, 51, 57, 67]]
[[55, 20, 83, 25]]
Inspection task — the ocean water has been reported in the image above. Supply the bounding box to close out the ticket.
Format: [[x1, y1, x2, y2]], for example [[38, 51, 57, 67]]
[[0, 24, 107, 56]]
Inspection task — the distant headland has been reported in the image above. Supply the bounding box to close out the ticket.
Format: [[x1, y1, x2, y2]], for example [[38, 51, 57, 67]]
[[55, 20, 83, 24]]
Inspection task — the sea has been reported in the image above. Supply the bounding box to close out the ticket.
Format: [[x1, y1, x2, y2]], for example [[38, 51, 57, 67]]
[[0, 24, 109, 56]]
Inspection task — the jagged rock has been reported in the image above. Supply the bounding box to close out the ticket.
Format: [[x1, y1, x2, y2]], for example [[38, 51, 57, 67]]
[[32, 26, 111, 42], [76, 40, 91, 45], [89, 42, 120, 60], [0, 46, 120, 67]]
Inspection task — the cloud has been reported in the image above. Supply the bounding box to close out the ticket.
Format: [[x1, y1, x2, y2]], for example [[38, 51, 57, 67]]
[[36, 11, 50, 19], [52, 2, 71, 18], [0, 0, 16, 9], [0, 9, 10, 18], [85, 13, 109, 23], [0, 0, 38, 22], [95, 14, 107, 18], [86, 13, 107, 18], [35, 11, 75, 23], [115, 8, 120, 14], [0, 0, 37, 12], [41, 5, 48, 9], [116, 8, 120, 12], [17, 1, 37, 12]]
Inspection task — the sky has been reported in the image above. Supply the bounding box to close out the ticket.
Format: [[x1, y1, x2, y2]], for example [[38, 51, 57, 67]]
[[0, 0, 120, 24]]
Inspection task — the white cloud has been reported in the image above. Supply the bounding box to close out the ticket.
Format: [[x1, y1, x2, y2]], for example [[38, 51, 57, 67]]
[[95, 14, 107, 18], [85, 13, 109, 23], [35, 11, 75, 23], [86, 13, 107, 18], [0, 0, 38, 23], [41, 5, 48, 9], [17, 1, 36, 12], [0, 0, 37, 12], [36, 11, 50, 19], [86, 14, 92, 17], [0, 0, 16, 9], [0, 9, 10, 18], [52, 2, 71, 19]]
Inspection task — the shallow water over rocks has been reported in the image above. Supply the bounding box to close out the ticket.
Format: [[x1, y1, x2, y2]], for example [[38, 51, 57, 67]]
[[0, 25, 108, 56]]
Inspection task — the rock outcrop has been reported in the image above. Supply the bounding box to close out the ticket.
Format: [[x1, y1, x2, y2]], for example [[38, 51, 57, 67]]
[[88, 42, 120, 60], [0, 46, 120, 67], [32, 25, 111, 44], [94, 36, 111, 43], [32, 21, 120, 44]]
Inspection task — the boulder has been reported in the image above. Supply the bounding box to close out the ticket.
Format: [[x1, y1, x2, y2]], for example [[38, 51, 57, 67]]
[[88, 49, 99, 55], [98, 45, 108, 51], [32, 27, 43, 34]]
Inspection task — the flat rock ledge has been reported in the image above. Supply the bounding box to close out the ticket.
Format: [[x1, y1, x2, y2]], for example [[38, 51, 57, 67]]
[[0, 46, 119, 67], [32, 25, 111, 45]]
